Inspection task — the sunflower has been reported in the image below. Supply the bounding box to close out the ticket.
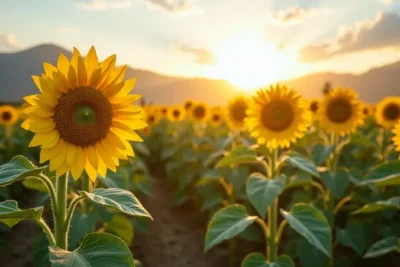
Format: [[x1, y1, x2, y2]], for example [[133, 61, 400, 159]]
[[361, 103, 373, 117], [0, 105, 19, 126], [160, 106, 169, 117], [144, 106, 161, 125], [308, 99, 320, 119], [245, 85, 311, 149], [168, 106, 185, 122], [392, 122, 400, 151], [226, 96, 249, 131], [141, 125, 152, 136], [191, 102, 209, 123], [318, 88, 363, 136], [183, 100, 194, 111], [375, 97, 400, 129], [22, 47, 146, 181], [210, 107, 224, 127]]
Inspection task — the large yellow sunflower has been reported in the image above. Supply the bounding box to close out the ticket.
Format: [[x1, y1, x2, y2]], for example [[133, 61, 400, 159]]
[[183, 100, 194, 111], [0, 105, 19, 126], [375, 97, 400, 129], [226, 96, 249, 131], [168, 106, 185, 122], [318, 88, 363, 136], [191, 102, 209, 123], [210, 107, 224, 127], [392, 122, 400, 151], [22, 47, 146, 181], [245, 85, 311, 149]]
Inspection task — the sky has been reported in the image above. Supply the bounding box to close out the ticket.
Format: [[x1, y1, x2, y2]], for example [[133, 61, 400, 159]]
[[1, 0, 400, 88]]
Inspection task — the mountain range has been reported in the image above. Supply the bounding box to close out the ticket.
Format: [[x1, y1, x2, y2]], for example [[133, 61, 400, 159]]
[[0, 44, 398, 105]]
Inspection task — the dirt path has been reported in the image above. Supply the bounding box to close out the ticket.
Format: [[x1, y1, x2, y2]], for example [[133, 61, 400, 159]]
[[132, 176, 231, 267]]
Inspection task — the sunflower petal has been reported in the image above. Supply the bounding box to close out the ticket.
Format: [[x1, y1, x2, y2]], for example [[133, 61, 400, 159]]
[[66, 144, 77, 167], [40, 139, 65, 163], [86, 146, 99, 169], [85, 161, 98, 182], [57, 53, 70, 77], [71, 147, 86, 180]]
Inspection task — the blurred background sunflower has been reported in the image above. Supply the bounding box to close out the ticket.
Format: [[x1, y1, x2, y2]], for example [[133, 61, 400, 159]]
[[168, 106, 185, 122], [308, 99, 320, 119], [361, 102, 373, 117], [183, 100, 194, 112], [245, 85, 311, 149], [144, 106, 161, 126], [226, 96, 249, 131], [318, 88, 364, 136], [0, 105, 19, 126], [392, 122, 400, 151], [375, 97, 400, 129], [191, 102, 209, 123], [210, 107, 224, 127]]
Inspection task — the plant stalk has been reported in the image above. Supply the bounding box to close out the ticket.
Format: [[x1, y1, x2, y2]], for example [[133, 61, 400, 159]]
[[54, 172, 68, 249], [267, 149, 278, 261], [81, 173, 91, 214]]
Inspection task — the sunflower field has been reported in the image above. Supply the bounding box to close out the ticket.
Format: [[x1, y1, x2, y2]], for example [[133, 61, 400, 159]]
[[0, 47, 399, 267]]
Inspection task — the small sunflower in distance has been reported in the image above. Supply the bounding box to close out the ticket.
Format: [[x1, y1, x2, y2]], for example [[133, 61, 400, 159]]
[[361, 103, 373, 117], [183, 100, 194, 111], [226, 96, 249, 131], [246, 85, 311, 149], [392, 122, 400, 151], [191, 102, 209, 123], [0, 105, 19, 126], [160, 106, 169, 117], [144, 106, 161, 126], [210, 107, 223, 127], [22, 47, 146, 181], [308, 99, 319, 119], [375, 97, 400, 129], [168, 106, 185, 122], [318, 88, 363, 136]]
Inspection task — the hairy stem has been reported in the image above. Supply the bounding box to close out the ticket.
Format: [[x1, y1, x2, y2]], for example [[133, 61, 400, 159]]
[[54, 172, 68, 249], [267, 149, 278, 261]]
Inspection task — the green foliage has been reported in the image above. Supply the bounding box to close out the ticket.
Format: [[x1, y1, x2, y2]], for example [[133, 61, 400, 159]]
[[242, 254, 294, 267], [0, 200, 43, 227], [216, 145, 258, 168]]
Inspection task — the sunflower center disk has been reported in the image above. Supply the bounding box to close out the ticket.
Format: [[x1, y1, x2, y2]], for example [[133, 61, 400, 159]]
[[2, 111, 12, 121], [173, 110, 180, 118], [53, 87, 113, 147], [310, 102, 318, 113], [326, 99, 352, 123], [184, 102, 192, 110], [232, 105, 247, 122], [194, 106, 206, 119], [213, 114, 220, 122], [383, 104, 400, 121], [261, 101, 294, 132]]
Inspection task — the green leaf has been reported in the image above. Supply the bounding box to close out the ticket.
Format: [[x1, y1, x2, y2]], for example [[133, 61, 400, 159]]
[[320, 170, 350, 200], [216, 145, 258, 168], [0, 187, 8, 199], [22, 178, 48, 192], [204, 150, 224, 167], [312, 144, 335, 166], [359, 161, 400, 187], [364, 237, 399, 258], [33, 234, 50, 267], [280, 204, 332, 258], [282, 152, 319, 178], [133, 174, 153, 197], [0, 156, 46, 186], [352, 196, 400, 215], [99, 167, 130, 189], [105, 214, 134, 246], [297, 238, 327, 267], [69, 212, 96, 250], [285, 172, 312, 190], [242, 253, 294, 267], [80, 188, 152, 219], [132, 142, 150, 156], [49, 233, 135, 267], [246, 173, 286, 219], [205, 204, 257, 252], [0, 200, 43, 227], [336, 222, 367, 256], [201, 193, 222, 212]]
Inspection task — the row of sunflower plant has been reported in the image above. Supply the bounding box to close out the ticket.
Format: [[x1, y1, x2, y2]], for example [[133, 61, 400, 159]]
[[141, 88, 400, 267], [0, 47, 154, 267]]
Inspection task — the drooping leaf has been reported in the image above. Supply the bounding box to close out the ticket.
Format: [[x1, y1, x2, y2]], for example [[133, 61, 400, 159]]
[[105, 214, 134, 246], [205, 204, 257, 252], [320, 170, 350, 200], [285, 172, 312, 190], [22, 178, 48, 192], [364, 236, 399, 258], [49, 233, 135, 267], [246, 173, 286, 219], [80, 188, 152, 219], [282, 152, 319, 178], [0, 200, 43, 227], [336, 222, 368, 256], [216, 145, 258, 168], [359, 161, 400, 187], [68, 212, 96, 250], [0, 156, 46, 186], [312, 144, 335, 166], [352, 196, 400, 215], [297, 237, 327, 267], [281, 204, 332, 258], [242, 253, 294, 267]]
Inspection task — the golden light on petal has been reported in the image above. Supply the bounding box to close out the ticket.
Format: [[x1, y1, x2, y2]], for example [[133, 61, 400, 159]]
[[375, 97, 400, 129]]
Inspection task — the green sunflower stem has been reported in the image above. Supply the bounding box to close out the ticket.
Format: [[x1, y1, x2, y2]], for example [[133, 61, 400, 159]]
[[267, 149, 278, 262], [54, 172, 68, 250], [81, 173, 91, 214]]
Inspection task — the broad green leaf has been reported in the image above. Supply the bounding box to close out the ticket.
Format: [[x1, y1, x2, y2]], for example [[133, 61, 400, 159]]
[[242, 253, 294, 267], [33, 234, 50, 267], [22, 178, 48, 192], [201, 193, 222, 212], [359, 161, 400, 187], [49, 233, 135, 267], [282, 152, 319, 178], [202, 168, 225, 180], [297, 237, 327, 267], [0, 200, 43, 227], [285, 172, 312, 190], [364, 237, 399, 258], [105, 214, 134, 246], [320, 170, 350, 199], [80, 188, 152, 219], [312, 144, 335, 166], [0, 188, 8, 199], [246, 173, 286, 219], [204, 150, 224, 167], [280, 204, 332, 257], [352, 196, 400, 215], [0, 156, 46, 186], [69, 212, 96, 250], [239, 224, 263, 242], [205, 204, 257, 252], [336, 222, 368, 256], [350, 133, 375, 147], [216, 145, 258, 168]]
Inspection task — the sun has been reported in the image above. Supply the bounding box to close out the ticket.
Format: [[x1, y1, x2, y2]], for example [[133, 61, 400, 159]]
[[208, 36, 296, 89]]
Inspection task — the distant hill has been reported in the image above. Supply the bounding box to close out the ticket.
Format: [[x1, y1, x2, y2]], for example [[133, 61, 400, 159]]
[[0, 44, 399, 105]]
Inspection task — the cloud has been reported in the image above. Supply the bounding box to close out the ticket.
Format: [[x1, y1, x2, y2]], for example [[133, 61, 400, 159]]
[[0, 33, 22, 49], [270, 7, 332, 25], [299, 12, 400, 62], [380, 0, 393, 5], [143, 0, 198, 14], [77, 0, 131, 11], [174, 45, 216, 65]]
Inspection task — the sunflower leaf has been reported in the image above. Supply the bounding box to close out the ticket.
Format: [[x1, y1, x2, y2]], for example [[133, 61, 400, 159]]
[[0, 200, 43, 227], [216, 145, 258, 168], [364, 237, 400, 258], [358, 161, 400, 187], [352, 196, 400, 215], [282, 152, 319, 178], [242, 253, 294, 267]]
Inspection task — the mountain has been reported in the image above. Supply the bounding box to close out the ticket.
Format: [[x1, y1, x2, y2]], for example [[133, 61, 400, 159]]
[[0, 44, 399, 105]]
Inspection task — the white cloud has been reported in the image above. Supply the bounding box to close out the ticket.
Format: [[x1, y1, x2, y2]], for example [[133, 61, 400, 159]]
[[0, 33, 22, 49], [270, 7, 332, 25], [77, 0, 131, 11], [143, 0, 199, 14], [174, 44, 216, 65]]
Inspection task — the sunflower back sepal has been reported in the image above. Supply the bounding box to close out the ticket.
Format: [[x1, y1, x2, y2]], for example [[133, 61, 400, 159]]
[[0, 155, 48, 187], [215, 145, 258, 168], [79, 188, 152, 220], [280, 152, 320, 178], [0, 200, 44, 227]]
